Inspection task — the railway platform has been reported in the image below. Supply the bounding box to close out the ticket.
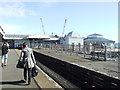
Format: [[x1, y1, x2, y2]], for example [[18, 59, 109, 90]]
[[0, 49, 62, 90]]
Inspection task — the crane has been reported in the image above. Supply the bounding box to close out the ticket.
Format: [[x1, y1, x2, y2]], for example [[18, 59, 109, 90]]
[[62, 19, 67, 37], [40, 18, 45, 35]]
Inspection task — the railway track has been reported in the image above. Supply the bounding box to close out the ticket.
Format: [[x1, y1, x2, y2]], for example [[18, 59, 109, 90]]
[[36, 60, 80, 89], [34, 50, 120, 89]]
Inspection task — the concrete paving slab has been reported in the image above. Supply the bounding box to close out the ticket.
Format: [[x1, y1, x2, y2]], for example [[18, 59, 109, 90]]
[[15, 49, 63, 89], [0, 49, 39, 89]]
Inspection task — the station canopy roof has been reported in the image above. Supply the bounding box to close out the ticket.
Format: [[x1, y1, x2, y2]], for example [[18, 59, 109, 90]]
[[45, 37, 59, 41], [4, 34, 28, 39], [25, 34, 50, 39]]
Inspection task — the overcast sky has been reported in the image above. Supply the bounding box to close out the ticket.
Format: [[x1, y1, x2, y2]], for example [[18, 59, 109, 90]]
[[0, 0, 118, 42]]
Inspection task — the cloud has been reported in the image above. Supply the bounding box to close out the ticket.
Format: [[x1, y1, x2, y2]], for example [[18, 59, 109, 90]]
[[1, 24, 22, 34], [0, 2, 26, 18], [0, 2, 36, 20]]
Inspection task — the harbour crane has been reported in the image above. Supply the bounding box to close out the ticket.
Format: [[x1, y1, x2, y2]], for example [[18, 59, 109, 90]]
[[40, 18, 45, 35], [62, 19, 67, 37]]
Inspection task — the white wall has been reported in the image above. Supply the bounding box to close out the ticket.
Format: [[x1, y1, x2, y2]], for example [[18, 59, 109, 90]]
[[63, 37, 84, 45]]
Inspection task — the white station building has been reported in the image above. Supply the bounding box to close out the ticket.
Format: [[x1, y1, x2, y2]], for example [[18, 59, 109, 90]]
[[60, 31, 84, 45]]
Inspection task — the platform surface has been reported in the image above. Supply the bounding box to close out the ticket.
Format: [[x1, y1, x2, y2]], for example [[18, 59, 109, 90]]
[[0, 49, 62, 89]]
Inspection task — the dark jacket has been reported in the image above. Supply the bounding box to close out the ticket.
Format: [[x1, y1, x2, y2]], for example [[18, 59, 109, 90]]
[[2, 45, 8, 55]]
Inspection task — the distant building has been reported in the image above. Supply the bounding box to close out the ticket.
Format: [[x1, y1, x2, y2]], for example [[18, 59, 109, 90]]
[[24, 34, 50, 48], [3, 34, 29, 49], [60, 31, 84, 45], [84, 33, 115, 53], [43, 35, 59, 44], [3, 34, 59, 49], [114, 43, 120, 48]]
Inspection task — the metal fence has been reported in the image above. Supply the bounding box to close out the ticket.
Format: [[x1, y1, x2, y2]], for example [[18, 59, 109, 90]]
[[34, 44, 119, 61], [34, 51, 120, 88]]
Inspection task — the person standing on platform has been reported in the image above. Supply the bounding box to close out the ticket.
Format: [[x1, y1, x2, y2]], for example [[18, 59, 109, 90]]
[[19, 42, 36, 85], [1, 42, 9, 67]]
